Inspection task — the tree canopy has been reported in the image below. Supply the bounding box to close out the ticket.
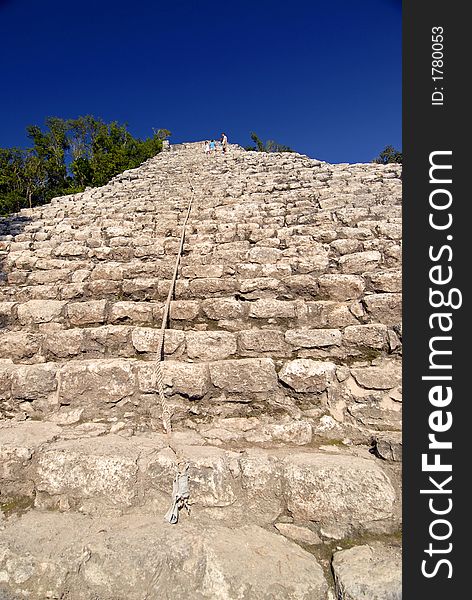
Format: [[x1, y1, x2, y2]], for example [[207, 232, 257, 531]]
[[245, 132, 294, 153], [0, 116, 169, 216], [373, 145, 402, 164]]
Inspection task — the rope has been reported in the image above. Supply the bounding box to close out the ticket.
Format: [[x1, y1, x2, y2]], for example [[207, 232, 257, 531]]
[[152, 182, 195, 434]]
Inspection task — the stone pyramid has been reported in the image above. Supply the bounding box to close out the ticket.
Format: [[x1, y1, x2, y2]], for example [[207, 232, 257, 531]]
[[0, 142, 402, 599]]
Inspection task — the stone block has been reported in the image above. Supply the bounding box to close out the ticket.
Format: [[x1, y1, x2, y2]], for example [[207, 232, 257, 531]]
[[17, 300, 66, 325], [278, 359, 336, 393], [186, 331, 237, 361], [209, 358, 278, 393]]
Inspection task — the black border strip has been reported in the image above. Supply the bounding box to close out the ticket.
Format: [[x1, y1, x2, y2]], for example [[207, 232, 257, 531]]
[[403, 1, 467, 596]]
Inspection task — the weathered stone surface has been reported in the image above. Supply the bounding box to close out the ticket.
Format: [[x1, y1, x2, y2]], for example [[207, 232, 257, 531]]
[[140, 361, 211, 398], [284, 274, 319, 295], [209, 358, 278, 393], [239, 329, 289, 354], [351, 360, 401, 390], [369, 270, 402, 293], [274, 523, 322, 545], [109, 301, 154, 323], [131, 327, 185, 355], [0, 512, 329, 600], [306, 301, 359, 327], [169, 300, 200, 320], [10, 363, 58, 400], [42, 329, 85, 358], [0, 142, 403, 595], [279, 359, 336, 393], [364, 293, 402, 326], [332, 543, 402, 600], [201, 297, 243, 320], [343, 324, 388, 349], [248, 299, 297, 319], [339, 251, 381, 274], [285, 329, 341, 348], [17, 300, 65, 324], [0, 331, 40, 360], [283, 453, 396, 527], [186, 331, 237, 360], [318, 274, 365, 301], [67, 300, 107, 325], [58, 360, 136, 405], [34, 436, 141, 508], [0, 421, 61, 500]]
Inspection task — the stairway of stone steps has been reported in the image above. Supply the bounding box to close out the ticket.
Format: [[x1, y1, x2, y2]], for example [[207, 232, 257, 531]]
[[0, 143, 402, 600]]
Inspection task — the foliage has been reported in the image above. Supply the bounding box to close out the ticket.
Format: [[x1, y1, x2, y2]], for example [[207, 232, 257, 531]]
[[373, 145, 402, 164], [0, 116, 169, 215], [245, 132, 294, 153]]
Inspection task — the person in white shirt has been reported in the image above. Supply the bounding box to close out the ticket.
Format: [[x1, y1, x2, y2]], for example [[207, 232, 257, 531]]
[[221, 133, 228, 154]]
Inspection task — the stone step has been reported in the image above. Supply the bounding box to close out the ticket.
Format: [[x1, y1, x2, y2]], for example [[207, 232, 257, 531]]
[[0, 420, 399, 534], [0, 510, 330, 600], [0, 293, 402, 332], [0, 323, 400, 365], [0, 355, 402, 435]]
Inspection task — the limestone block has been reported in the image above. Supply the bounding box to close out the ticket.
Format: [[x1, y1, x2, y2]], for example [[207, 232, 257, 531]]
[[283, 274, 319, 295], [364, 293, 402, 325], [339, 251, 382, 274], [239, 277, 282, 294], [11, 363, 58, 400], [147, 445, 241, 508], [0, 331, 40, 360], [343, 324, 388, 349], [351, 360, 401, 390], [332, 544, 402, 600], [186, 331, 237, 361], [122, 277, 160, 299], [88, 325, 133, 356], [330, 239, 362, 255], [109, 301, 154, 324], [169, 300, 200, 320], [238, 449, 285, 517], [306, 301, 359, 328], [58, 360, 136, 405], [239, 330, 290, 354], [189, 278, 237, 297], [137, 361, 211, 398], [369, 270, 402, 293], [131, 327, 161, 353], [53, 242, 87, 257], [0, 362, 13, 399], [274, 523, 322, 545], [202, 298, 243, 320], [17, 300, 66, 325], [248, 299, 297, 319], [278, 359, 336, 393], [285, 329, 342, 348], [42, 329, 85, 358], [283, 453, 396, 527], [67, 300, 107, 325], [0, 301, 16, 324], [209, 358, 278, 393], [0, 421, 61, 488], [34, 437, 140, 507], [181, 264, 224, 278], [0, 512, 328, 600], [318, 274, 365, 301], [248, 246, 282, 263]]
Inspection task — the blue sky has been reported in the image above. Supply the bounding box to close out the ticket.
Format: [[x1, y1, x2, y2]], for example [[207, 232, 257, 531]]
[[0, 0, 401, 163]]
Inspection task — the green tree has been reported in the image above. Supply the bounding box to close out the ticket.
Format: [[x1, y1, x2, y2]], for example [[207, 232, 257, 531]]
[[245, 132, 294, 153], [0, 116, 169, 216], [373, 145, 402, 164]]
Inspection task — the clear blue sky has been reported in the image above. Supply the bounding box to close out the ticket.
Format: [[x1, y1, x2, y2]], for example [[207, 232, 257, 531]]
[[0, 0, 401, 163]]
